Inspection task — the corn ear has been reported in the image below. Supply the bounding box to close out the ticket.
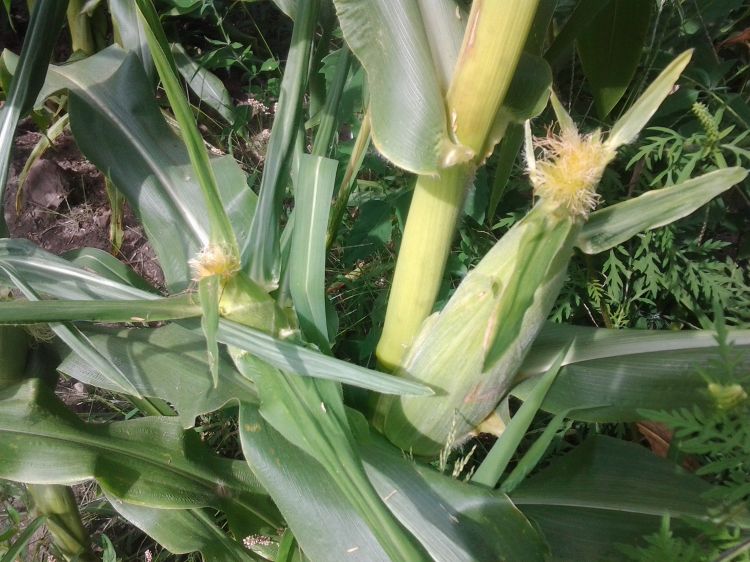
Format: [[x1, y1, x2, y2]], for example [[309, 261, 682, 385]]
[[375, 204, 580, 455]]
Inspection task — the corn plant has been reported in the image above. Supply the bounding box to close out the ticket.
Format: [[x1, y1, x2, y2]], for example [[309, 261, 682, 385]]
[[0, 1, 749, 560]]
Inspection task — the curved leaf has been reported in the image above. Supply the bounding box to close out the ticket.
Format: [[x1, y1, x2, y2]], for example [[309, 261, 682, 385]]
[[577, 0, 652, 118], [58, 323, 257, 429], [515, 323, 750, 421], [0, 239, 157, 301], [218, 318, 433, 396], [577, 167, 748, 254], [108, 500, 256, 562], [511, 436, 731, 560], [334, 0, 455, 174], [0, 379, 279, 530], [239, 404, 391, 562]]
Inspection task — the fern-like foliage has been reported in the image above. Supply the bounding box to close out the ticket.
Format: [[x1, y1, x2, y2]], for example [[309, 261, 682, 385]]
[[616, 517, 706, 562], [633, 317, 750, 560]]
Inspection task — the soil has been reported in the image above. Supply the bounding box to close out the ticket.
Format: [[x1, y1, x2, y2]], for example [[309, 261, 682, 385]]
[[4, 121, 165, 288]]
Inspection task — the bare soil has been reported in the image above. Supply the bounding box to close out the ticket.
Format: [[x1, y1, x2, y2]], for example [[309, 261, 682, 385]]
[[4, 122, 165, 288]]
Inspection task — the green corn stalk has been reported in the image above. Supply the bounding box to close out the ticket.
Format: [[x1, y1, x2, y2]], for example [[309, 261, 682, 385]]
[[0, 325, 94, 562], [376, 51, 699, 455], [27, 484, 97, 562], [376, 0, 541, 370]]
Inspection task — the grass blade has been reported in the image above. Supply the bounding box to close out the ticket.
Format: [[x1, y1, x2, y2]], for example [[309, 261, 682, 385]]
[[0, 516, 46, 562]]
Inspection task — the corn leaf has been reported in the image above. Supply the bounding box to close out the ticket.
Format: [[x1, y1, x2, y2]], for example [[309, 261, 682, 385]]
[[108, 500, 256, 562], [218, 318, 432, 396], [63, 247, 156, 293], [109, 0, 154, 80], [135, 0, 238, 253], [500, 411, 570, 494], [514, 323, 750, 421], [198, 275, 221, 387], [243, 0, 319, 290], [0, 295, 200, 324], [0, 239, 157, 301], [233, 353, 428, 561], [5, 46, 256, 290], [0, 0, 67, 236], [0, 262, 142, 397], [511, 435, 735, 560], [0, 241, 431, 397], [289, 154, 337, 351], [577, 167, 748, 254], [58, 324, 256, 429], [0, 379, 279, 530], [576, 0, 653, 118], [607, 49, 692, 149], [333, 0, 456, 174], [544, 0, 612, 67], [472, 347, 567, 488], [355, 414, 548, 562], [239, 404, 392, 562], [172, 43, 235, 124]]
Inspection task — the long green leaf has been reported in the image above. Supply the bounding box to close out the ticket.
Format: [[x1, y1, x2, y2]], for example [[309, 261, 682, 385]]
[[607, 50, 692, 149], [63, 247, 156, 293], [233, 352, 428, 561], [289, 154, 337, 351], [0, 378, 279, 530], [0, 241, 431, 397], [577, 167, 748, 254], [334, 0, 456, 174], [0, 261, 142, 397], [472, 346, 566, 488], [239, 404, 392, 562], [244, 0, 319, 290], [217, 318, 432, 396], [577, 0, 652, 118], [355, 414, 548, 562], [511, 435, 732, 560], [0, 239, 157, 301], [135, 0, 237, 252], [514, 323, 750, 421], [0, 294, 199, 324], [109, 0, 154, 80], [0, 0, 67, 236], [172, 43, 235, 124]]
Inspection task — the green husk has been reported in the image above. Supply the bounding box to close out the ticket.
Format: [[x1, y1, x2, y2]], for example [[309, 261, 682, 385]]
[[375, 204, 579, 455]]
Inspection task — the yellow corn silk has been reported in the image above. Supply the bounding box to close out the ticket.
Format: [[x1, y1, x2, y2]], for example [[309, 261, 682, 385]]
[[189, 243, 290, 336], [375, 122, 617, 456]]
